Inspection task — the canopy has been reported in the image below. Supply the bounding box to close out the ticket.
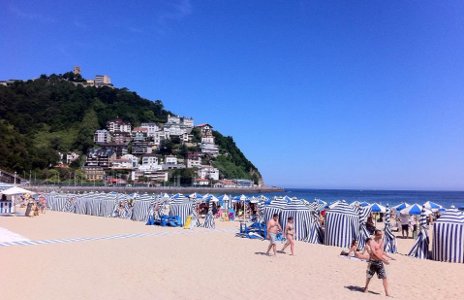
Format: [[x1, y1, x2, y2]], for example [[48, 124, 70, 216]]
[[393, 202, 409, 211], [370, 203, 386, 213], [423, 201, 442, 212], [383, 205, 397, 253], [432, 209, 464, 263], [400, 203, 424, 215], [1, 186, 36, 195], [408, 209, 430, 259]]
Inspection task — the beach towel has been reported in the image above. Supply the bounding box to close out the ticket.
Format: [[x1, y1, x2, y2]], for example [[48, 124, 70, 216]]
[[184, 216, 192, 229]]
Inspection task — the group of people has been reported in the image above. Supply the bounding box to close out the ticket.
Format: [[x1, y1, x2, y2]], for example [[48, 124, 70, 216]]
[[265, 213, 295, 256], [265, 212, 393, 296], [23, 194, 46, 217]]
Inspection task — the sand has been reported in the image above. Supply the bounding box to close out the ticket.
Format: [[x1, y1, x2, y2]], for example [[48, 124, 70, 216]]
[[1, 211, 463, 300]]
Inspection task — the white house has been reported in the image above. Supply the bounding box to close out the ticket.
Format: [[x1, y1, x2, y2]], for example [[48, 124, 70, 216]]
[[94, 129, 112, 144], [165, 155, 177, 165], [197, 166, 220, 181], [187, 157, 202, 168], [139, 155, 161, 171], [107, 119, 132, 133], [140, 123, 159, 137]]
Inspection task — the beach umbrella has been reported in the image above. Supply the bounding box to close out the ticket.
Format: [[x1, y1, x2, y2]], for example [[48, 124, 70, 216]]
[[370, 203, 387, 213], [432, 209, 464, 263], [189, 192, 204, 199], [383, 205, 397, 253], [408, 209, 430, 259], [393, 202, 410, 211], [1, 186, 36, 195], [324, 201, 359, 248], [357, 205, 372, 250], [359, 201, 370, 207], [249, 196, 259, 204], [400, 203, 423, 215], [423, 201, 442, 212]]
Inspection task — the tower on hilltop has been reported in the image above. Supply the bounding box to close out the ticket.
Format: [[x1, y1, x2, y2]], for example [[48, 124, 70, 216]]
[[73, 66, 81, 75]]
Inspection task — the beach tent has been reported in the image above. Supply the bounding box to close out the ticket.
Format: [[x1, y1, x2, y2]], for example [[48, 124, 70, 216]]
[[170, 194, 189, 204], [170, 202, 193, 226], [191, 202, 202, 228], [132, 199, 153, 222], [369, 203, 386, 213], [357, 205, 372, 250], [202, 201, 215, 229], [408, 209, 430, 259], [324, 201, 359, 248], [349, 201, 360, 207], [383, 205, 397, 253], [328, 200, 341, 209], [432, 209, 464, 263], [400, 203, 424, 215], [302, 209, 324, 244], [423, 201, 442, 212], [263, 197, 289, 225], [279, 199, 313, 241]]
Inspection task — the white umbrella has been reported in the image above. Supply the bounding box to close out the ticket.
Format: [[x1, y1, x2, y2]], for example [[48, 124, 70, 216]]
[[1, 186, 36, 195]]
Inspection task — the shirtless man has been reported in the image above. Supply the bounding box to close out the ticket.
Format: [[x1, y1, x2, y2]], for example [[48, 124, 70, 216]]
[[266, 213, 282, 256], [364, 230, 392, 296]]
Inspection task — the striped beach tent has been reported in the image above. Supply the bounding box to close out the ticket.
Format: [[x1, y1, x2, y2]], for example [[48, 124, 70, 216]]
[[432, 209, 464, 263], [279, 199, 312, 241], [203, 201, 215, 229], [191, 202, 201, 228], [357, 205, 372, 250], [408, 209, 430, 259], [170, 202, 193, 226], [303, 209, 324, 244], [131, 200, 153, 222], [324, 201, 359, 248], [74, 196, 88, 215], [86, 196, 102, 216], [383, 205, 397, 253], [263, 197, 289, 225]]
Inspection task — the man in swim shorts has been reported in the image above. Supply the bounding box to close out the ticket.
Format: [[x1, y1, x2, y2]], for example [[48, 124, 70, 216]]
[[265, 213, 282, 256], [364, 230, 392, 297]]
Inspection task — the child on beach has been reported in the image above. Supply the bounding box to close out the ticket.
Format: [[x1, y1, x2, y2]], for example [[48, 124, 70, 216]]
[[281, 216, 295, 255]]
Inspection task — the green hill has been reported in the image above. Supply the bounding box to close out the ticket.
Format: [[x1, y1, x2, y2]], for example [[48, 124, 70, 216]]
[[0, 73, 262, 184]]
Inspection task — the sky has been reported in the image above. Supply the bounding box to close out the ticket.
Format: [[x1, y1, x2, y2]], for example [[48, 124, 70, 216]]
[[1, 0, 464, 190]]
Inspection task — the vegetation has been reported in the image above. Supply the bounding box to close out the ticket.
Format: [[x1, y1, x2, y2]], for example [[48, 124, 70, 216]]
[[0, 73, 262, 184]]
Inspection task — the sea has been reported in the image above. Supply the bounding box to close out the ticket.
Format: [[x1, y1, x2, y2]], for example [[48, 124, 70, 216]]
[[241, 188, 464, 209]]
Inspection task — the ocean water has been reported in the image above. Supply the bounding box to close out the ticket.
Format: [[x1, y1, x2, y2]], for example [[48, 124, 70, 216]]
[[239, 189, 464, 209]]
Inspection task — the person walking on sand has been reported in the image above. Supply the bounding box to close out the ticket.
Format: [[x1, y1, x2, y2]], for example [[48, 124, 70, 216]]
[[363, 230, 392, 297], [281, 216, 295, 255], [266, 213, 282, 256]]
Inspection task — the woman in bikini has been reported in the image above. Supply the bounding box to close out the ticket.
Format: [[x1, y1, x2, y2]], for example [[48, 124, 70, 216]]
[[281, 216, 295, 255]]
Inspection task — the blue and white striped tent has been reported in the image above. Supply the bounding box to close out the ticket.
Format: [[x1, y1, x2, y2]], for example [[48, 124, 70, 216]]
[[191, 202, 201, 228], [324, 201, 359, 248], [263, 197, 289, 225], [408, 209, 429, 259], [357, 205, 372, 250], [170, 202, 193, 226], [170, 194, 189, 204], [303, 209, 324, 244], [279, 199, 313, 241], [432, 209, 464, 263], [383, 205, 397, 253], [202, 201, 215, 229]]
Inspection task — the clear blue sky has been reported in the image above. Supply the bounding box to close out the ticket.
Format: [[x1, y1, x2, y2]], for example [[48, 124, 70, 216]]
[[2, 0, 464, 190]]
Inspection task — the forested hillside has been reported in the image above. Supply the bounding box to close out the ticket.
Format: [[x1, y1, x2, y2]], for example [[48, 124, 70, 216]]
[[0, 74, 262, 184]]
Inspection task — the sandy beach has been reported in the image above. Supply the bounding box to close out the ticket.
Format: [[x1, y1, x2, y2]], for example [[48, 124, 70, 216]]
[[1, 211, 463, 300]]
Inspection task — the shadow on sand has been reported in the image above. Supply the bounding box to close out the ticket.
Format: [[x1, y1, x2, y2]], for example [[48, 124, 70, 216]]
[[345, 285, 380, 295]]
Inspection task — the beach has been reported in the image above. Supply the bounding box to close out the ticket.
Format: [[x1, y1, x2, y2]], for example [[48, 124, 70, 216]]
[[1, 211, 463, 300]]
